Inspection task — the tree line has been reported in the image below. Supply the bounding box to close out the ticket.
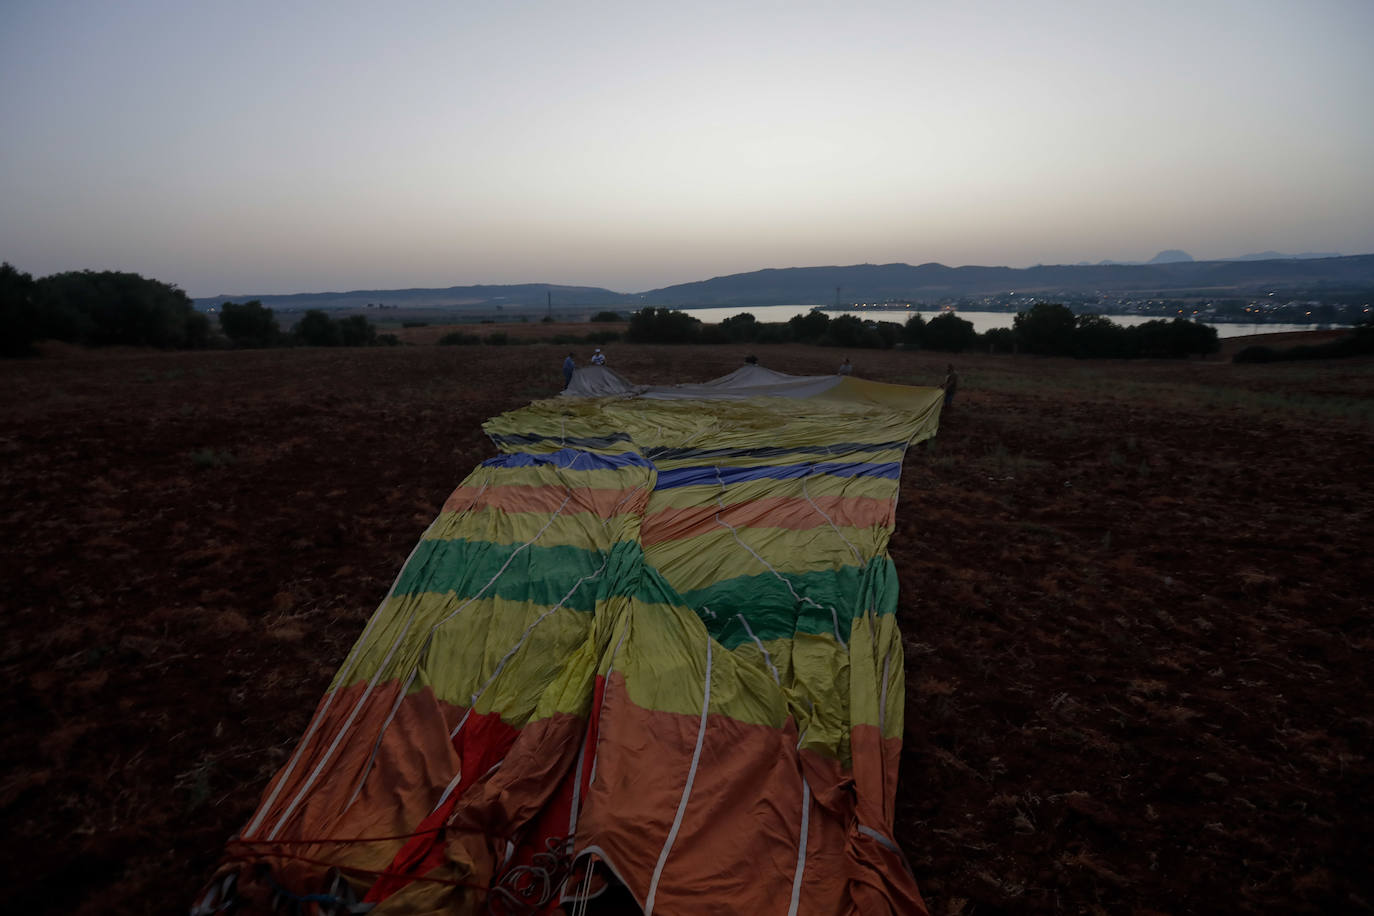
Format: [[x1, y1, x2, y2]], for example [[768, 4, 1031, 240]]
[[624, 303, 1221, 359], [1, 263, 395, 356]]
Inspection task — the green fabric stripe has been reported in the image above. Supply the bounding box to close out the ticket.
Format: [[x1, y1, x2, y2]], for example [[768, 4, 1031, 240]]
[[674, 557, 898, 648], [395, 538, 645, 611]]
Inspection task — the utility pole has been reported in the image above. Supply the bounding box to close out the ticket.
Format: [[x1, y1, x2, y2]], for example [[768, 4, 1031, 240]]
[[547, 290, 552, 320], [835, 286, 842, 308]]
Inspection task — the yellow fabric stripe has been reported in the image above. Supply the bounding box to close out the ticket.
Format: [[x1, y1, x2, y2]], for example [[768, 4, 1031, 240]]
[[464, 464, 648, 493], [647, 446, 908, 471], [644, 525, 888, 593], [425, 508, 641, 552], [644, 472, 900, 512]]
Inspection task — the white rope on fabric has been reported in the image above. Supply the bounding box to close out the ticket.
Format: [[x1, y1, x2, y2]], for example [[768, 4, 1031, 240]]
[[450, 550, 609, 739], [801, 473, 863, 564], [342, 668, 420, 812], [589, 618, 630, 786], [243, 517, 437, 839], [265, 608, 421, 840], [711, 466, 848, 649], [736, 613, 780, 685], [786, 779, 812, 916], [645, 632, 712, 915], [268, 491, 574, 838], [431, 492, 574, 634]]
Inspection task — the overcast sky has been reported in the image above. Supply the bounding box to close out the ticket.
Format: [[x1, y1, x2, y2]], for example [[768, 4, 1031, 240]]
[[3, 0, 1372, 297]]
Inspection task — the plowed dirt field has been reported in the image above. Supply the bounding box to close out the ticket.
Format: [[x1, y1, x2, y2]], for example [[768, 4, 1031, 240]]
[[2, 332, 1370, 914]]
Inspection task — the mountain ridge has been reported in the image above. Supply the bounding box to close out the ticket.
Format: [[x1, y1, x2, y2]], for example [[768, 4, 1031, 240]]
[[194, 253, 1374, 311]]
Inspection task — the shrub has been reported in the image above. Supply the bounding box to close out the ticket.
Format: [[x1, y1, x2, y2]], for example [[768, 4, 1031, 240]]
[[401, 321, 429, 328], [718, 312, 759, 342], [337, 315, 377, 347], [485, 332, 510, 345], [902, 313, 927, 350], [923, 313, 978, 352], [438, 331, 481, 345], [1073, 313, 1134, 358], [36, 269, 204, 349], [293, 310, 342, 346], [219, 300, 281, 348], [591, 310, 625, 322], [626, 307, 702, 343], [982, 327, 1017, 354], [1, 262, 42, 356], [787, 310, 831, 343], [1014, 303, 1077, 355]]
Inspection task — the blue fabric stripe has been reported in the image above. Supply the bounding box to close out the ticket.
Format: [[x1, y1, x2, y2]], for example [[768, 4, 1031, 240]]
[[481, 448, 654, 472], [654, 460, 901, 490], [645, 440, 908, 462]]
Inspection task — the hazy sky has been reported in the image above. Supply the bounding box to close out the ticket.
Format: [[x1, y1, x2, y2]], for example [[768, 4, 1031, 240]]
[[3, 0, 1373, 296]]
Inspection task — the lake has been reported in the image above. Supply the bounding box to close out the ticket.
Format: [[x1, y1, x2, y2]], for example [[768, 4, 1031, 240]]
[[675, 304, 1350, 340]]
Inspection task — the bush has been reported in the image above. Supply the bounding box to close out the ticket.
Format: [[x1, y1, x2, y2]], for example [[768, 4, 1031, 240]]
[[401, 321, 429, 328], [293, 310, 342, 346], [1132, 318, 1218, 359], [438, 331, 481, 345], [718, 312, 759, 342], [337, 315, 377, 347], [1014, 303, 1077, 356], [1, 262, 42, 356], [591, 310, 625, 322], [36, 269, 204, 349], [902, 313, 927, 350], [981, 327, 1017, 354], [219, 300, 281, 348], [923, 313, 978, 352], [626, 307, 702, 343], [874, 321, 904, 349], [1073, 313, 1134, 358], [485, 332, 510, 345], [787, 310, 831, 343]]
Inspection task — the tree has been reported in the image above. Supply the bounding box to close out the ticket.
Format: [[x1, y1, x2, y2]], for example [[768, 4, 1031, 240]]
[[718, 312, 759, 342], [590, 310, 624, 322], [293, 309, 342, 346], [337, 314, 377, 347], [787, 309, 830, 343], [626, 307, 702, 343], [923, 312, 978, 352], [1072, 313, 1133, 358], [0, 262, 41, 357], [218, 300, 280, 348], [36, 270, 201, 349], [822, 314, 868, 348], [902, 313, 927, 349], [1013, 303, 1077, 355]]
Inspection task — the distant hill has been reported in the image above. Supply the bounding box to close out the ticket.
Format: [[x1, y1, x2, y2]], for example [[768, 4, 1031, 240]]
[[195, 283, 632, 313], [1226, 250, 1343, 261], [1147, 249, 1195, 264], [633, 255, 1374, 306], [195, 254, 1374, 313]]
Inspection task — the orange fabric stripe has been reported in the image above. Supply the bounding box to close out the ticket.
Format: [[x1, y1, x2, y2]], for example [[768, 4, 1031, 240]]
[[441, 483, 643, 519], [641, 494, 894, 546], [575, 671, 927, 915]]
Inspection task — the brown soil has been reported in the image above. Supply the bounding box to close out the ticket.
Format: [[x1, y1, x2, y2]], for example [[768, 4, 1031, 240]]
[[1, 335, 1370, 914]]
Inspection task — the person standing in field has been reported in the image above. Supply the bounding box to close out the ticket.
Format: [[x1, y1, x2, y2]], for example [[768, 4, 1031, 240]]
[[591, 348, 606, 366], [562, 353, 576, 388], [942, 364, 959, 407], [837, 356, 853, 376]]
